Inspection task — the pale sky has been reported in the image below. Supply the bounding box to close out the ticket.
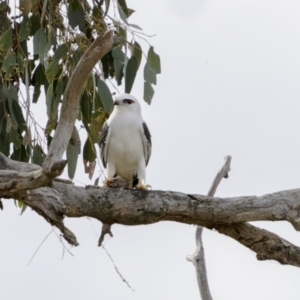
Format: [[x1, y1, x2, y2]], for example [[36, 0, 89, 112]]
[[2, 0, 300, 299]]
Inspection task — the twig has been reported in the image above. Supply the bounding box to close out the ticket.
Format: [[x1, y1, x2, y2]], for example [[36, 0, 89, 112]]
[[87, 218, 134, 290], [187, 155, 232, 300], [52, 228, 74, 258], [102, 245, 135, 291], [27, 228, 54, 266], [98, 223, 113, 246]]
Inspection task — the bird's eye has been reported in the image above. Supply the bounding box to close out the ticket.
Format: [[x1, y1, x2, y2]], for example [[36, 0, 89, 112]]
[[123, 99, 134, 104]]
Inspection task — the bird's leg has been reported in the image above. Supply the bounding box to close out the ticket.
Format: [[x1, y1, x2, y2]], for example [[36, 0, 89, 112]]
[[103, 164, 117, 187], [136, 179, 151, 190]]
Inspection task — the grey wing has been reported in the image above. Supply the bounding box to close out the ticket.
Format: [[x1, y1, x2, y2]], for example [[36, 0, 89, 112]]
[[99, 122, 110, 168], [141, 122, 152, 166]]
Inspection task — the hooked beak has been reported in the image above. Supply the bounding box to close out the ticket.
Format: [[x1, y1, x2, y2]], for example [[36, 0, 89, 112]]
[[114, 100, 120, 106]]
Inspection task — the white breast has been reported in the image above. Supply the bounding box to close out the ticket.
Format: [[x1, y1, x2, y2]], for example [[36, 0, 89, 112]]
[[107, 111, 144, 179]]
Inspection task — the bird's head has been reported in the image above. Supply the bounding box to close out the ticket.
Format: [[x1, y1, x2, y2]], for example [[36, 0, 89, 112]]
[[113, 93, 141, 115]]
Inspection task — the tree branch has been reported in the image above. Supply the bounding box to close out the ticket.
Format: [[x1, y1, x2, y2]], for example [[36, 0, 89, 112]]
[[1, 177, 300, 267], [216, 223, 300, 267], [187, 155, 231, 300], [3, 182, 300, 229]]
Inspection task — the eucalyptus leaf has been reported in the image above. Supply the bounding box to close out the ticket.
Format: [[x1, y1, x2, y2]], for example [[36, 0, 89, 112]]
[[19, 16, 31, 41], [2, 54, 16, 79], [33, 27, 47, 64], [144, 62, 157, 85], [53, 43, 69, 60], [45, 59, 60, 82], [128, 23, 142, 30], [144, 81, 154, 105], [125, 56, 138, 93], [67, 144, 79, 179], [131, 41, 142, 67], [112, 46, 125, 85], [147, 46, 161, 74], [0, 28, 12, 52], [97, 79, 114, 114], [117, 0, 128, 16], [32, 144, 46, 166], [68, 0, 85, 32], [117, 4, 128, 25]]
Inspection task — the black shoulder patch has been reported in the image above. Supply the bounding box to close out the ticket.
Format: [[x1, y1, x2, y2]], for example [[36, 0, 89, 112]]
[[142, 122, 151, 146], [99, 122, 109, 168]]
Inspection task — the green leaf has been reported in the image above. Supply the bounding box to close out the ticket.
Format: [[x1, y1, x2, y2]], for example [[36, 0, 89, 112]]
[[11, 144, 30, 162], [81, 91, 92, 123], [16, 48, 25, 75], [97, 79, 113, 114], [46, 82, 54, 118], [11, 99, 26, 132], [45, 59, 60, 82], [144, 81, 154, 105], [20, 203, 28, 215], [10, 129, 21, 150], [125, 56, 138, 93], [32, 144, 45, 166], [147, 46, 161, 74], [117, 0, 128, 16], [104, 0, 110, 16], [117, 26, 127, 39], [131, 41, 142, 67], [94, 92, 102, 112], [92, 6, 102, 21], [56, 76, 67, 103], [112, 46, 125, 85], [33, 63, 46, 85], [117, 4, 128, 25], [67, 144, 79, 179], [2, 54, 16, 79], [68, 0, 85, 33], [128, 23, 142, 31], [19, 16, 31, 41], [33, 27, 47, 64], [30, 14, 40, 36], [4, 84, 21, 130], [0, 28, 12, 52], [90, 110, 106, 143], [0, 107, 10, 155], [144, 62, 156, 85], [53, 43, 68, 60]]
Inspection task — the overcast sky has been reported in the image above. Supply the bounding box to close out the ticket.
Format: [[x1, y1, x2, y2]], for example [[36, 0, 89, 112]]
[[2, 0, 300, 299]]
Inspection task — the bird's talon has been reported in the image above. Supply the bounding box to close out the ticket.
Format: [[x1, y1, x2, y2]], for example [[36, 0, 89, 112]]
[[103, 178, 113, 187], [136, 183, 151, 190]]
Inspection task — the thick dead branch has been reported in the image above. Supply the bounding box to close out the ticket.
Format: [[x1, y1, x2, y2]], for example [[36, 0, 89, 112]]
[[3, 182, 300, 230], [2, 180, 300, 266], [15, 187, 78, 246], [187, 155, 231, 300], [217, 223, 300, 267], [43, 30, 124, 171], [0, 152, 66, 192], [187, 226, 212, 300]]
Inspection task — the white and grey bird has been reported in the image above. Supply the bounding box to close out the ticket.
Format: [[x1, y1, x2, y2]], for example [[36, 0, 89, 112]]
[[99, 93, 152, 190]]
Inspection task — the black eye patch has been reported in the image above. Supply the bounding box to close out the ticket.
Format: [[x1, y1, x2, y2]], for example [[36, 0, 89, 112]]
[[123, 99, 134, 104]]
